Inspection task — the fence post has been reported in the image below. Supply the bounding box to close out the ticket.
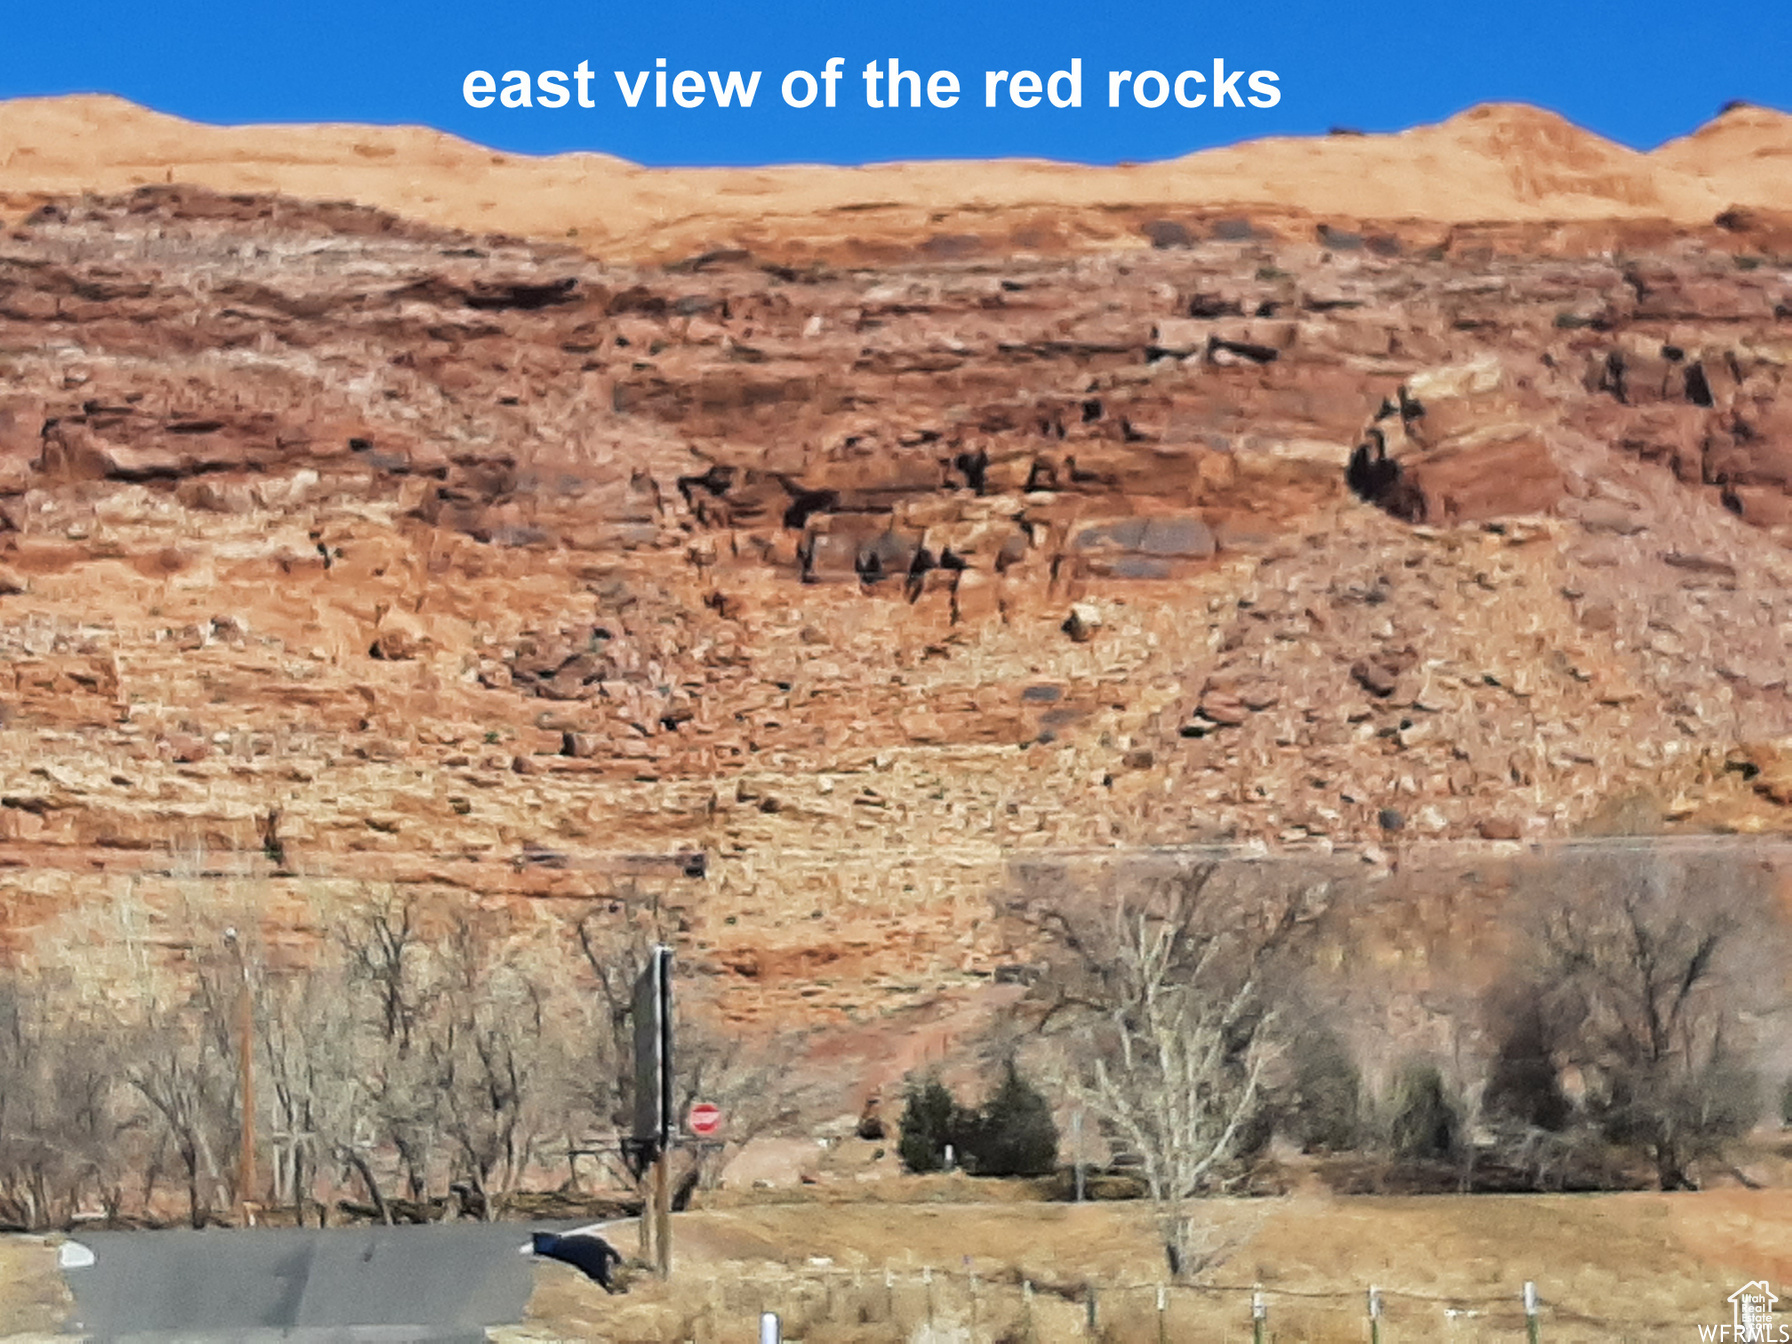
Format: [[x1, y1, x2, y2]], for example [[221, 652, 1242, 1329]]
[[925, 1265, 935, 1332], [1157, 1283, 1168, 1344], [1086, 1282, 1099, 1336], [886, 1267, 895, 1323], [1369, 1285, 1382, 1344], [1252, 1285, 1267, 1344], [1524, 1281, 1540, 1344], [1023, 1279, 1036, 1343], [759, 1311, 780, 1344]]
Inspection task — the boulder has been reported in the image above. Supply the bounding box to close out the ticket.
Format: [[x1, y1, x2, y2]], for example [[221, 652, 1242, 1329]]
[[1067, 513, 1217, 579], [369, 607, 431, 661], [1062, 603, 1102, 642], [1349, 358, 1565, 524]]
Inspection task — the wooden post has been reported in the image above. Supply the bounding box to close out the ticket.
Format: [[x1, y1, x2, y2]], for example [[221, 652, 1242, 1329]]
[[234, 942, 256, 1225], [1369, 1285, 1383, 1344], [1072, 1109, 1085, 1203], [638, 1158, 654, 1266], [1023, 1279, 1035, 1343], [1524, 1281, 1540, 1344], [653, 1148, 672, 1278], [1252, 1286, 1266, 1344], [1085, 1283, 1098, 1335], [1157, 1283, 1168, 1344]]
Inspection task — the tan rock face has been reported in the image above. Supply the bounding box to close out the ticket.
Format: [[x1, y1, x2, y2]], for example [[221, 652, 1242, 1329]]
[[2, 185, 1792, 1022], [9, 97, 1792, 266]]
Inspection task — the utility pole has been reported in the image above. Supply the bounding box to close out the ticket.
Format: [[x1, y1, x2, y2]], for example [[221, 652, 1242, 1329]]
[[225, 927, 256, 1225]]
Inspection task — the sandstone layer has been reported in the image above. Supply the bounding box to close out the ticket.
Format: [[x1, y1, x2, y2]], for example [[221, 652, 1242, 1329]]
[[3, 104, 1792, 1029]]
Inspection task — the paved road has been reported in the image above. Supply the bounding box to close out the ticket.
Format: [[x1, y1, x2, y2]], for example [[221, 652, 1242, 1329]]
[[64, 1222, 578, 1342]]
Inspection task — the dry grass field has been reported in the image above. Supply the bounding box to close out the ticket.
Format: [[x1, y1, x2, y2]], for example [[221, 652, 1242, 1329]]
[[0, 1236, 73, 1340], [504, 1186, 1792, 1343], [0, 1184, 1784, 1340]]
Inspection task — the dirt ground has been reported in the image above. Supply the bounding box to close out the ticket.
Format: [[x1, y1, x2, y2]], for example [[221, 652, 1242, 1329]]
[[503, 1190, 1792, 1343]]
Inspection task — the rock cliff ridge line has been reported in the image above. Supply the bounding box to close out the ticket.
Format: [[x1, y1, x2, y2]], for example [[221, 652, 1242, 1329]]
[[2, 96, 1792, 261]]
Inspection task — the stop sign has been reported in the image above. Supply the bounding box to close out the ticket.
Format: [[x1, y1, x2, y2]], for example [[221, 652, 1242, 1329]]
[[688, 1102, 722, 1137]]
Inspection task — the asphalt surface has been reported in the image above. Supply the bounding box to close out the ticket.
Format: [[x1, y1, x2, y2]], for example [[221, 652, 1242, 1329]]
[[63, 1222, 576, 1342]]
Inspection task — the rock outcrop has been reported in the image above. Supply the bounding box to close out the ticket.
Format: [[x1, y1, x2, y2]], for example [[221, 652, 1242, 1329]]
[[1, 184, 1791, 1021]]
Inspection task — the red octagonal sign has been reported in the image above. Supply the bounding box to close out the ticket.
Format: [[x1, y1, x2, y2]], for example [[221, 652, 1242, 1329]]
[[688, 1102, 723, 1137]]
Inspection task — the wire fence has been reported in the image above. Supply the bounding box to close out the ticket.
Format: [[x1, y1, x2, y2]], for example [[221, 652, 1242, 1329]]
[[610, 1264, 1729, 1343]]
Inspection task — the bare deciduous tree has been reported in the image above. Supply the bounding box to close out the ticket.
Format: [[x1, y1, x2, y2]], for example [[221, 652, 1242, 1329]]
[[125, 999, 235, 1228], [428, 913, 559, 1218], [1010, 858, 1330, 1279], [260, 949, 372, 1225], [0, 870, 812, 1229], [339, 889, 425, 1057], [570, 891, 672, 1135], [0, 979, 135, 1228]]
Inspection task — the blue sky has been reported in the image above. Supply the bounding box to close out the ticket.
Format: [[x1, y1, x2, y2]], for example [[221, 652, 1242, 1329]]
[[1, 0, 1787, 167]]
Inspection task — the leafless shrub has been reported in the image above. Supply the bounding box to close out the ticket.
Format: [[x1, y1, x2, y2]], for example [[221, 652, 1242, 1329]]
[[1508, 848, 1780, 1189], [1381, 1058, 1460, 1163], [1279, 1014, 1363, 1153]]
